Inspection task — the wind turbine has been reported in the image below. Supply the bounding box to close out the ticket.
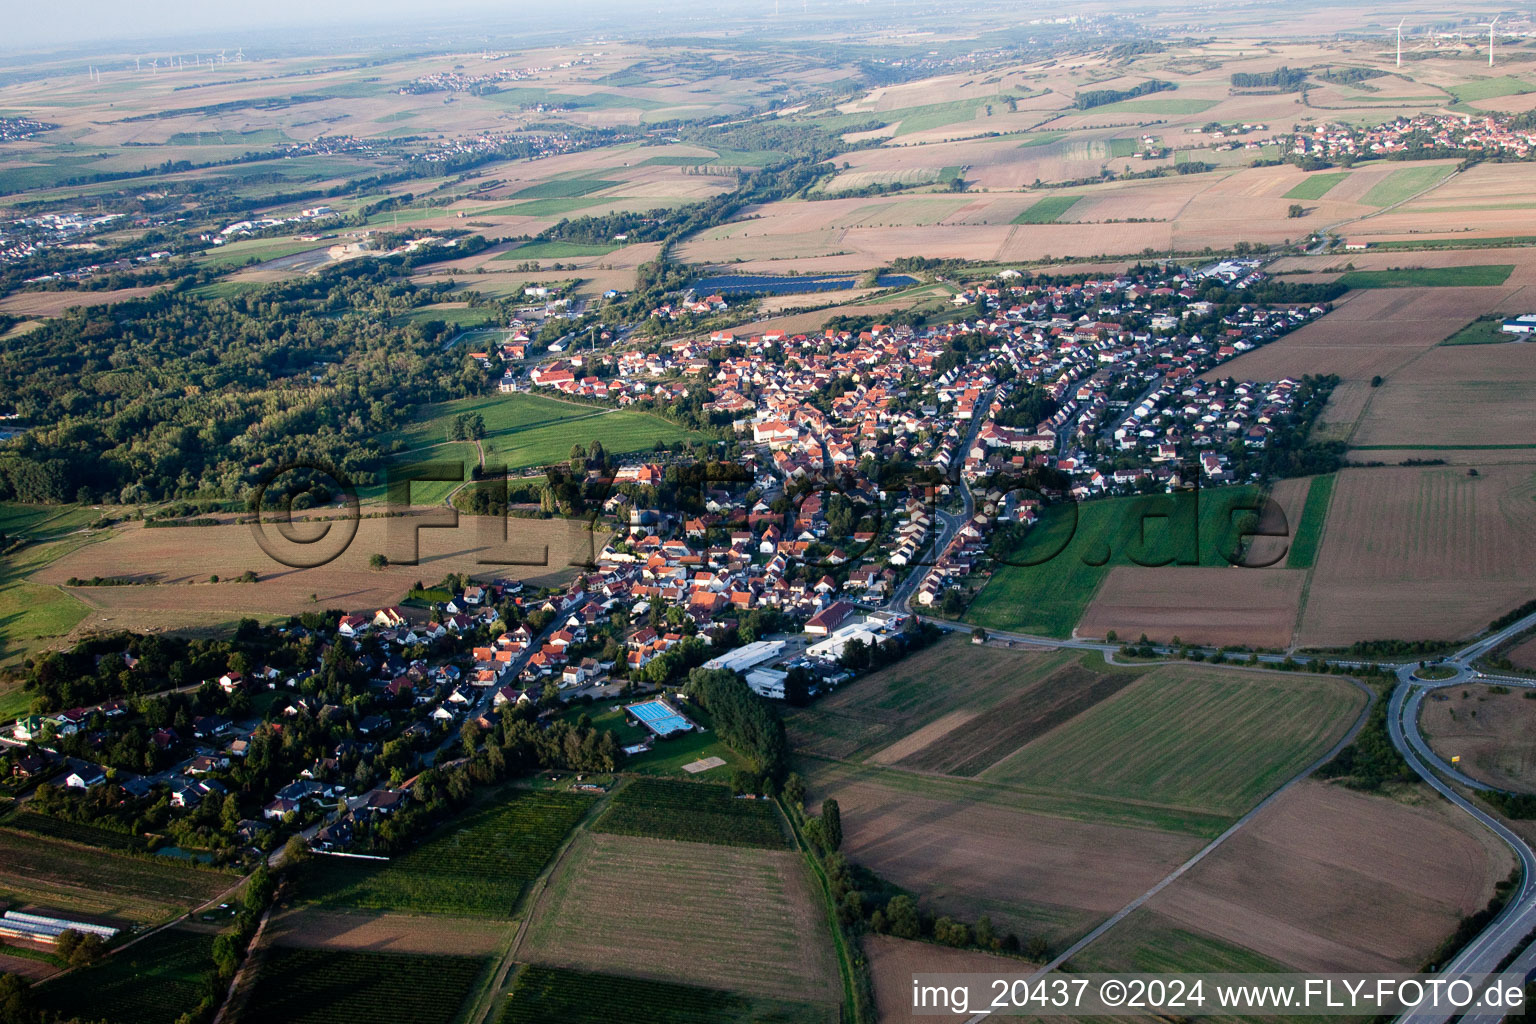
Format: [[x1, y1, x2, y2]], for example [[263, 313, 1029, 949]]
[[1396, 17, 1406, 67], [235, 46, 244, 62], [1479, 15, 1499, 68]]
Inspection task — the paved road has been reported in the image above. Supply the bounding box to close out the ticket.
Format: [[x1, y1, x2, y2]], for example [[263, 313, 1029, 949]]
[[1386, 611, 1536, 1024]]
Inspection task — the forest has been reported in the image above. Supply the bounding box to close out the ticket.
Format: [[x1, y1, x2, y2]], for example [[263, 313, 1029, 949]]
[[0, 264, 488, 503]]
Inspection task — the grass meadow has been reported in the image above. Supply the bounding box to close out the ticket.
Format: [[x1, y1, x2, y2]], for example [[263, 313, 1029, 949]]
[[1285, 474, 1335, 570], [964, 486, 1260, 637]]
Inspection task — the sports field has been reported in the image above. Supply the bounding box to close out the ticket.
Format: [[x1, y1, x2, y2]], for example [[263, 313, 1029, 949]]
[[304, 790, 593, 916], [519, 831, 838, 1002]]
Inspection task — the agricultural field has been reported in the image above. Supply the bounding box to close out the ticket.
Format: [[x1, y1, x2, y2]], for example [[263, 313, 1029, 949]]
[[590, 778, 787, 849], [1421, 685, 1536, 793], [385, 392, 697, 474], [1336, 265, 1514, 289], [1296, 465, 1536, 647], [1100, 781, 1516, 973], [864, 936, 1035, 1023], [1284, 172, 1351, 201], [29, 515, 598, 637], [1359, 164, 1457, 208], [1011, 195, 1083, 224], [964, 485, 1260, 637], [233, 947, 488, 1024], [1348, 342, 1536, 448], [785, 638, 1075, 762], [1205, 286, 1512, 386], [0, 828, 233, 926], [1066, 910, 1285, 974], [34, 926, 217, 1024], [803, 762, 1204, 945], [980, 666, 1364, 818], [881, 659, 1147, 777], [0, 529, 98, 682], [499, 965, 836, 1024], [1076, 567, 1306, 649], [265, 907, 514, 955], [1285, 474, 1336, 570], [304, 790, 593, 916], [518, 831, 838, 1002]]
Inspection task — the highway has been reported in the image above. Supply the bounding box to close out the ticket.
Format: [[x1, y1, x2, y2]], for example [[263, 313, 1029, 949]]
[[1385, 610, 1536, 1024]]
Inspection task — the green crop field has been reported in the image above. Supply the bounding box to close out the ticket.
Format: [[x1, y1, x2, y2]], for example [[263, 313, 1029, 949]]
[[0, 827, 232, 925], [1360, 165, 1454, 207], [36, 927, 216, 1024], [235, 948, 488, 1024], [304, 790, 593, 916], [386, 392, 696, 473], [1286, 474, 1335, 570], [500, 965, 835, 1024], [1284, 171, 1350, 200], [495, 240, 622, 260], [509, 178, 620, 200], [1365, 235, 1536, 251], [1012, 195, 1082, 224], [981, 666, 1363, 817], [1107, 138, 1139, 158], [1338, 264, 1513, 289], [1449, 75, 1534, 103], [891, 98, 990, 136], [592, 778, 787, 848], [965, 486, 1260, 637]]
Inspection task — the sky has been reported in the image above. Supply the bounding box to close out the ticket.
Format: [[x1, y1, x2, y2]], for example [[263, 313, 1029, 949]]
[[4, 0, 649, 50]]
